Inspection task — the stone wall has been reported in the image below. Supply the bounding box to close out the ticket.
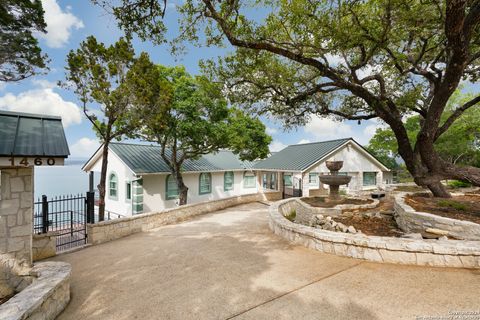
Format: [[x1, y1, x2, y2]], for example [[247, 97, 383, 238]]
[[0, 167, 33, 266], [270, 198, 480, 268], [88, 191, 281, 245], [295, 197, 379, 224], [32, 233, 56, 261], [394, 193, 480, 240], [0, 261, 71, 320]]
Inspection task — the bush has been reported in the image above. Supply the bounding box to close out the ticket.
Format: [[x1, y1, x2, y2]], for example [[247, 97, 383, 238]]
[[447, 180, 472, 189], [437, 199, 468, 211], [285, 209, 296, 222]]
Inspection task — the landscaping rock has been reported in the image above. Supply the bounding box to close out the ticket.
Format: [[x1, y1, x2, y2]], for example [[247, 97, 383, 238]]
[[401, 233, 423, 240], [347, 226, 356, 233]]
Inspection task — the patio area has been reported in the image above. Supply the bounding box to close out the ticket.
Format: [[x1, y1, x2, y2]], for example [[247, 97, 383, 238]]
[[52, 203, 480, 320]]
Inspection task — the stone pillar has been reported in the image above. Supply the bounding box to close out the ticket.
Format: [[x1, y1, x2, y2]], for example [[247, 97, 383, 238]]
[[0, 167, 34, 266], [301, 172, 309, 197]]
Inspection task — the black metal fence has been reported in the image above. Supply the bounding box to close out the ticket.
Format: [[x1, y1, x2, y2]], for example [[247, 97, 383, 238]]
[[34, 192, 95, 252]]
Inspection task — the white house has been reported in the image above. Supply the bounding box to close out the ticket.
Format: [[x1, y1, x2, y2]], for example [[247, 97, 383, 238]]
[[83, 138, 391, 217]]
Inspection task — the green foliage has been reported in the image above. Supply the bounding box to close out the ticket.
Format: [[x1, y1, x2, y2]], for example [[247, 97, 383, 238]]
[[437, 200, 468, 211], [131, 64, 271, 163], [94, 0, 480, 196], [285, 209, 296, 222], [447, 180, 472, 189], [129, 64, 272, 204], [0, 0, 48, 81], [64, 36, 161, 219], [64, 36, 142, 142], [367, 91, 480, 168]]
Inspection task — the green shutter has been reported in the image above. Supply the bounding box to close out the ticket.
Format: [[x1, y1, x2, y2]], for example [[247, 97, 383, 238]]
[[199, 173, 212, 194], [166, 175, 180, 200], [224, 171, 234, 191]]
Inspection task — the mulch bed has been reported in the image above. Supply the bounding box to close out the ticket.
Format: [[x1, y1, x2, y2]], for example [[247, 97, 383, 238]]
[[334, 215, 402, 237], [334, 197, 402, 237], [406, 194, 480, 224], [301, 196, 373, 208]]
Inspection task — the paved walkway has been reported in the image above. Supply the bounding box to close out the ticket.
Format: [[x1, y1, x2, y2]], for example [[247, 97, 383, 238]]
[[53, 203, 480, 320]]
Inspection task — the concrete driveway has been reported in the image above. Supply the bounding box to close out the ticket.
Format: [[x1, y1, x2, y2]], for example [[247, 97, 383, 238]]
[[53, 202, 480, 320]]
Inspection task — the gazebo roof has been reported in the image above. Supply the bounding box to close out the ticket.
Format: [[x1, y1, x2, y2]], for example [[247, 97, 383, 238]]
[[0, 110, 70, 157]]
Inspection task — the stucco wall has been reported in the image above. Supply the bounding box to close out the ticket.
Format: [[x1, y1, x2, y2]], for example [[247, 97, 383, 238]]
[[89, 151, 136, 216], [143, 171, 260, 212], [306, 142, 387, 193], [0, 167, 33, 266]]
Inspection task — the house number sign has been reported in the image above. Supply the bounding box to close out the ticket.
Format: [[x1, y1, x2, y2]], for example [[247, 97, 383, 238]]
[[0, 157, 64, 167]]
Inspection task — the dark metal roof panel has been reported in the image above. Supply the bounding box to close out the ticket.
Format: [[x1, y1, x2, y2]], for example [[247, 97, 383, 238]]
[[253, 138, 351, 171], [0, 110, 70, 157], [109, 143, 254, 174]]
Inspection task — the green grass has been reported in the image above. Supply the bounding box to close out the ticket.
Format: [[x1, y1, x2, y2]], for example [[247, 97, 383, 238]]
[[447, 180, 472, 189], [285, 209, 296, 222], [437, 199, 468, 211]]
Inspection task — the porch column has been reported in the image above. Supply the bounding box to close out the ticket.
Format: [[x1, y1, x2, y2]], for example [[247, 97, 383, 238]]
[[0, 167, 34, 266]]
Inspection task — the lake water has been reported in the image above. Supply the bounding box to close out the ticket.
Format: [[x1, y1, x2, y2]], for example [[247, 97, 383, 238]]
[[34, 161, 99, 201]]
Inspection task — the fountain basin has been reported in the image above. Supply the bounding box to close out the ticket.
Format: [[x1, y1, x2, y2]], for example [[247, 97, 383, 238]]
[[325, 161, 344, 172], [319, 175, 352, 185]]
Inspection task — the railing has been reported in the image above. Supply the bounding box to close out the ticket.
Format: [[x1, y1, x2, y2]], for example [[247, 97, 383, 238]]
[[33, 192, 95, 251]]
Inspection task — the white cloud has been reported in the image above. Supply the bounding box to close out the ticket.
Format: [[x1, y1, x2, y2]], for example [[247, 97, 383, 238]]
[[266, 126, 278, 135], [269, 140, 287, 152], [304, 116, 353, 141], [358, 119, 387, 145], [70, 137, 100, 158], [297, 139, 311, 144], [0, 82, 82, 127], [37, 0, 84, 48]]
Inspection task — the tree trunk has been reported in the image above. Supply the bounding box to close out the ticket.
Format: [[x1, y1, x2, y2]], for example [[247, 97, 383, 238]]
[[98, 143, 109, 221], [174, 170, 189, 205]]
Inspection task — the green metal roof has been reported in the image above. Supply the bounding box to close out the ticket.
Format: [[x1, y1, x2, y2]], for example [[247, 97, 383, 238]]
[[254, 138, 351, 172], [109, 143, 254, 174], [0, 110, 70, 157]]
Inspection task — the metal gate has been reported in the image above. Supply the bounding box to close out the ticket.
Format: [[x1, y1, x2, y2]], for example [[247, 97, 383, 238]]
[[34, 192, 95, 252], [282, 177, 303, 199]]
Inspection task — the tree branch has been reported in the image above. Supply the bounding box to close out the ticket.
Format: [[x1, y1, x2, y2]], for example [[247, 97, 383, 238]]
[[435, 94, 480, 140]]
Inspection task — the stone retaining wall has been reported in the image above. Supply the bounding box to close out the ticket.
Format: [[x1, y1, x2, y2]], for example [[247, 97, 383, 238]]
[[394, 193, 480, 240], [32, 233, 56, 261], [0, 167, 34, 265], [0, 261, 71, 320], [270, 199, 480, 268], [295, 197, 379, 225], [88, 191, 281, 245]]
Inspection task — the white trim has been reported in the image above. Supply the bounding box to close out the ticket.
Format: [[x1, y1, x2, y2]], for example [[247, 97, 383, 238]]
[[81, 144, 137, 176], [302, 140, 390, 173]]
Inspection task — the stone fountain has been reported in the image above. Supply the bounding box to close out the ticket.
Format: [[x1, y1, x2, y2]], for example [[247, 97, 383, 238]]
[[319, 161, 352, 201]]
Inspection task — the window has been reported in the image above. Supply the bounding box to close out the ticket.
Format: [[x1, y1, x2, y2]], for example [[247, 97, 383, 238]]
[[224, 171, 234, 191], [199, 173, 212, 194], [126, 182, 132, 200], [166, 175, 179, 200], [243, 171, 256, 188], [283, 174, 292, 187], [309, 173, 318, 186], [363, 172, 377, 186], [269, 172, 276, 190], [262, 173, 267, 189], [109, 172, 117, 199]]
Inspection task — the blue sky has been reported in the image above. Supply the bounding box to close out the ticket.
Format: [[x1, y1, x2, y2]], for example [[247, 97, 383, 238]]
[[0, 0, 383, 159]]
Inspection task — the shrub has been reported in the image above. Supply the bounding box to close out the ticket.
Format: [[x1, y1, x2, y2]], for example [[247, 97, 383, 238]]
[[447, 180, 472, 189], [285, 209, 296, 222], [437, 199, 468, 211]]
